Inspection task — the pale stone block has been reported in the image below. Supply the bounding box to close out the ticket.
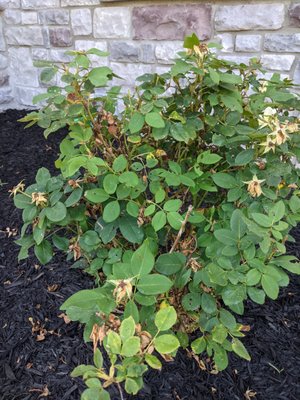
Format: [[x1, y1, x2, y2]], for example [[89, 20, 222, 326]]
[[0, 54, 8, 69], [0, 88, 13, 105], [38, 9, 69, 25], [15, 85, 45, 106], [9, 47, 39, 87], [264, 34, 300, 52], [216, 33, 234, 53], [22, 11, 38, 24], [261, 54, 295, 71], [215, 4, 284, 31], [155, 41, 183, 64], [21, 0, 59, 9], [71, 8, 92, 36], [5, 26, 44, 45], [235, 35, 262, 52], [61, 0, 99, 5], [4, 9, 21, 24], [93, 7, 131, 39], [110, 62, 152, 87], [0, 0, 20, 9]]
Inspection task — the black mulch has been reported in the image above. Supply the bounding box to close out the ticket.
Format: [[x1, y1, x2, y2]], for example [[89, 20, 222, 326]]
[[0, 110, 299, 400]]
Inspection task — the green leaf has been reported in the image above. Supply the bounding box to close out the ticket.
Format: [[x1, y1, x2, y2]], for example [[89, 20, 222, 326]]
[[14, 193, 32, 209], [219, 309, 236, 330], [197, 150, 222, 165], [119, 216, 144, 244], [171, 60, 191, 76], [269, 201, 285, 223], [60, 288, 115, 315], [214, 346, 228, 371], [232, 338, 251, 361], [121, 336, 140, 357], [125, 378, 141, 395], [106, 331, 121, 354], [126, 201, 139, 217], [201, 293, 217, 314], [155, 306, 177, 331], [88, 66, 112, 86], [155, 252, 186, 275], [251, 213, 272, 228], [154, 334, 180, 354], [212, 173, 237, 189], [131, 241, 155, 276], [103, 174, 119, 194], [34, 240, 53, 264], [222, 285, 245, 306], [167, 211, 182, 230], [207, 263, 228, 286], [40, 67, 57, 83], [65, 188, 83, 207], [145, 112, 165, 129], [124, 300, 139, 323], [45, 202, 67, 222], [82, 388, 110, 400], [230, 209, 247, 239], [208, 67, 220, 85], [246, 269, 262, 286], [235, 149, 254, 165], [182, 292, 202, 311], [289, 195, 300, 213], [214, 229, 237, 246], [120, 316, 136, 342], [247, 287, 265, 304], [152, 211, 167, 232], [183, 33, 200, 49], [145, 354, 162, 370], [212, 324, 227, 344], [103, 201, 120, 223], [129, 112, 145, 134], [85, 188, 109, 203], [137, 274, 173, 295], [119, 171, 139, 187], [93, 348, 103, 369], [113, 155, 128, 172], [163, 199, 182, 212], [191, 337, 206, 354], [261, 274, 279, 300]]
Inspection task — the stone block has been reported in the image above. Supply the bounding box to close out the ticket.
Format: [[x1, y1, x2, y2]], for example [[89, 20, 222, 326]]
[[0, 18, 5, 51], [0, 0, 20, 9], [261, 54, 295, 71], [4, 9, 21, 24], [38, 9, 69, 25], [61, 0, 99, 5], [264, 34, 300, 52], [289, 3, 300, 26], [155, 41, 183, 64], [133, 5, 212, 40], [216, 33, 234, 53], [22, 11, 38, 24], [71, 8, 92, 36], [74, 40, 108, 66], [140, 44, 155, 64], [215, 4, 284, 31], [22, 0, 59, 9], [6, 26, 44, 45], [15, 85, 45, 106], [8, 47, 39, 87], [49, 49, 72, 62], [93, 7, 131, 39], [32, 48, 48, 60], [49, 27, 72, 47], [110, 62, 152, 87], [235, 35, 262, 52], [293, 61, 300, 84], [110, 41, 139, 62]]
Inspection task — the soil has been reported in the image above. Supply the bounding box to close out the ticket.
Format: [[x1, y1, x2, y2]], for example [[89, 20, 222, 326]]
[[0, 109, 299, 400]]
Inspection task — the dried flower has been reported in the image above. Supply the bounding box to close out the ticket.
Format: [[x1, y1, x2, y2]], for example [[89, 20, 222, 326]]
[[31, 192, 47, 206], [243, 175, 265, 197], [110, 279, 133, 303], [258, 80, 268, 93], [260, 137, 276, 154], [9, 180, 25, 197], [258, 107, 277, 128]]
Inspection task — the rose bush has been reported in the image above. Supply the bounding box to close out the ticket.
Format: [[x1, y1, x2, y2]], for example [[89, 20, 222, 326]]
[[13, 34, 300, 398]]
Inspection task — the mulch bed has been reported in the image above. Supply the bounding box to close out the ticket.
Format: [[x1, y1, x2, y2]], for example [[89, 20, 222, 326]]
[[0, 109, 299, 400]]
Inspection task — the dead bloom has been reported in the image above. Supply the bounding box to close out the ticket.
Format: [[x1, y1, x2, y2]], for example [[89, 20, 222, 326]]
[[9, 180, 25, 197], [110, 279, 133, 303], [243, 175, 265, 197], [31, 192, 47, 206]]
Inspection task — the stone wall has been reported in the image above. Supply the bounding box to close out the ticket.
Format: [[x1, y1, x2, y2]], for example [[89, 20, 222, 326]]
[[0, 0, 299, 109]]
